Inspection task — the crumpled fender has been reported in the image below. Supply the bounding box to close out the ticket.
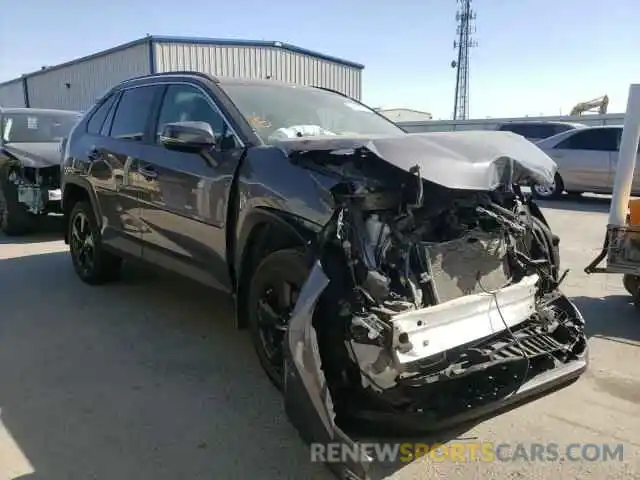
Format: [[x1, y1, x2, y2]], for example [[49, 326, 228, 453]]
[[273, 131, 558, 190], [283, 260, 371, 480]]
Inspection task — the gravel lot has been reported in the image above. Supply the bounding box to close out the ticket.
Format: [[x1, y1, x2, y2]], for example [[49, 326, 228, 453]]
[[1, 196, 639, 480]]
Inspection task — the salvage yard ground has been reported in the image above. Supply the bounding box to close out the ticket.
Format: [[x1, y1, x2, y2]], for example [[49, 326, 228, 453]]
[[0, 196, 639, 480]]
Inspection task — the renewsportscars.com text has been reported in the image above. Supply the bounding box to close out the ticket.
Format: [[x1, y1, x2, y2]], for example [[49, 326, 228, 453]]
[[310, 442, 624, 464]]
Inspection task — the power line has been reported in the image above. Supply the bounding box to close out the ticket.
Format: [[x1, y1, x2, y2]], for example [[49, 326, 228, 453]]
[[451, 0, 477, 120]]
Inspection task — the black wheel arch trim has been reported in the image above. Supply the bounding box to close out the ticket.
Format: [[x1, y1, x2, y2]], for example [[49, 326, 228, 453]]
[[61, 177, 102, 244], [232, 206, 320, 328]]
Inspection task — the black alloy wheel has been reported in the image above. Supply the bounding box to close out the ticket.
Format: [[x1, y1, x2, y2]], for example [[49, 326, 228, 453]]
[[247, 248, 309, 390], [68, 201, 122, 285]]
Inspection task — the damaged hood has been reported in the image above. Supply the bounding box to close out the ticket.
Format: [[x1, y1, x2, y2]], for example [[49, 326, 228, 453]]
[[274, 131, 557, 190], [1, 142, 62, 168]]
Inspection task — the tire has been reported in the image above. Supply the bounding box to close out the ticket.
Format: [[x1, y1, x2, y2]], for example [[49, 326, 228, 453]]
[[531, 173, 564, 200], [68, 200, 122, 285], [0, 181, 37, 236], [247, 248, 309, 390], [623, 274, 640, 297]]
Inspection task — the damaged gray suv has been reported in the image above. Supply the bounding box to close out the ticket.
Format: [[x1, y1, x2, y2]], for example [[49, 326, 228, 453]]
[[61, 72, 587, 479]]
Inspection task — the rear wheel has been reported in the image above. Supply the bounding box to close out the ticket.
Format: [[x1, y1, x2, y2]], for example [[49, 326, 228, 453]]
[[531, 173, 564, 200], [68, 200, 122, 285], [247, 248, 309, 390]]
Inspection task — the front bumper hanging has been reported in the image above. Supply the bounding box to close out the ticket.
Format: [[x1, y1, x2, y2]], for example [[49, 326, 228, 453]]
[[284, 261, 588, 480]]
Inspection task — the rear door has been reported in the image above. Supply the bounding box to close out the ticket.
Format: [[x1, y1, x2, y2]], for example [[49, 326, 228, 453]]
[[139, 82, 245, 292], [548, 128, 616, 192], [90, 85, 164, 257]]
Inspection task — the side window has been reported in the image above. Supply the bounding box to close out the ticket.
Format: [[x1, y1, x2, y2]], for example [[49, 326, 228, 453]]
[[155, 84, 238, 148], [86, 94, 117, 134], [554, 124, 575, 135], [500, 124, 535, 137], [498, 123, 517, 133], [109, 86, 159, 141], [100, 91, 121, 137], [536, 125, 559, 139], [556, 129, 619, 151]]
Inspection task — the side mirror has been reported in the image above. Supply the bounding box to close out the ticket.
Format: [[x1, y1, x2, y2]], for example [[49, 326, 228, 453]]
[[159, 121, 216, 152]]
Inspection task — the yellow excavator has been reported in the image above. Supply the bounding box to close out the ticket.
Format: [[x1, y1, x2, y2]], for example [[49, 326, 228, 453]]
[[570, 95, 609, 116]]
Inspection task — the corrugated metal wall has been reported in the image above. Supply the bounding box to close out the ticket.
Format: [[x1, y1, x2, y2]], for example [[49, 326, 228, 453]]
[[25, 43, 151, 111], [153, 42, 362, 100], [0, 79, 26, 107]]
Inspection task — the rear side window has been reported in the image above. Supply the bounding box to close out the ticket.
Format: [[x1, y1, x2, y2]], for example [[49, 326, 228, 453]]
[[100, 92, 121, 137], [556, 128, 620, 151], [553, 124, 576, 135], [86, 94, 117, 134], [109, 86, 161, 141], [499, 123, 556, 139]]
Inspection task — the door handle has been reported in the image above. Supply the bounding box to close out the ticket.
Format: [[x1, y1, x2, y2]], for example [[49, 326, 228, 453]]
[[138, 165, 158, 180]]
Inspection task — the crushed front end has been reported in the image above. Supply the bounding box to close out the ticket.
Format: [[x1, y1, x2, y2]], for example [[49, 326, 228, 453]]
[[281, 133, 587, 480], [7, 165, 62, 214]]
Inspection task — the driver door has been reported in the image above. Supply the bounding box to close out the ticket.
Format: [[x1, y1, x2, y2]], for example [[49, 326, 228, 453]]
[[138, 83, 244, 292]]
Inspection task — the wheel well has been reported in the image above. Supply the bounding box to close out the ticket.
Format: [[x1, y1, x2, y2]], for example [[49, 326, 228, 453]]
[[235, 221, 308, 329], [62, 184, 90, 243], [552, 172, 565, 192]]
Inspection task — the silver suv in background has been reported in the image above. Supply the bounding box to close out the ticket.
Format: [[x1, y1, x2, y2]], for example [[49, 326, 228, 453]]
[[497, 121, 585, 142]]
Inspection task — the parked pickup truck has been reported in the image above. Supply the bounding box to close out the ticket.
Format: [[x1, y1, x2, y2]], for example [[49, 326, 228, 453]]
[[61, 71, 588, 480]]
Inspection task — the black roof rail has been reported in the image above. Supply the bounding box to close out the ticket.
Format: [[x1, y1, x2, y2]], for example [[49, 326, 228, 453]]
[[120, 70, 216, 86]]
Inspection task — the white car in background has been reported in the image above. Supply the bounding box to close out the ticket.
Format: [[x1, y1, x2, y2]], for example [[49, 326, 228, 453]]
[[531, 125, 636, 200]]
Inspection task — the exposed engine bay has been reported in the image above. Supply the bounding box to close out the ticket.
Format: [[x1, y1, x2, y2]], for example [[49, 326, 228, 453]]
[[283, 135, 587, 446], [6, 165, 61, 214], [315, 181, 585, 426]]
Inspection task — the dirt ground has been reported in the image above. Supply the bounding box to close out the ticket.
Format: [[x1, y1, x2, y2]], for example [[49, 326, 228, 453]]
[[0, 196, 639, 480]]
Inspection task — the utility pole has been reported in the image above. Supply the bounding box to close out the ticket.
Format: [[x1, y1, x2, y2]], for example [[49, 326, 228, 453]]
[[451, 0, 477, 120]]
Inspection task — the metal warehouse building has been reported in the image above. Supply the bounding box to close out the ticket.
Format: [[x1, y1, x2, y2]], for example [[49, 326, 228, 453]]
[[0, 35, 364, 111]]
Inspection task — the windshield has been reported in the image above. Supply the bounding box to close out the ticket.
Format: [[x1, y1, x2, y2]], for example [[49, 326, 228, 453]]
[[2, 112, 80, 143], [220, 83, 404, 144]]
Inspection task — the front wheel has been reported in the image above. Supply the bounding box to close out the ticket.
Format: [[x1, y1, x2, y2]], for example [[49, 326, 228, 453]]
[[247, 248, 309, 390], [68, 200, 122, 285], [531, 173, 564, 200]]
